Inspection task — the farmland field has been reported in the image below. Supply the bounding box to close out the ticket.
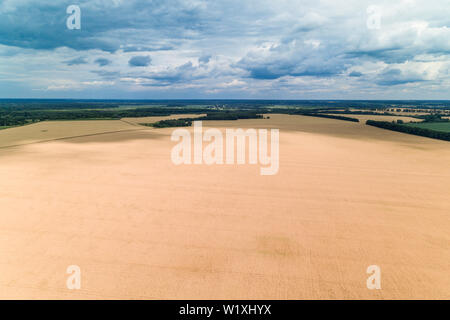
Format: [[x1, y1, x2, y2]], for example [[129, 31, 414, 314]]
[[0, 114, 205, 148], [406, 121, 450, 133], [0, 114, 448, 299], [2, 0, 450, 305], [0, 120, 140, 148]]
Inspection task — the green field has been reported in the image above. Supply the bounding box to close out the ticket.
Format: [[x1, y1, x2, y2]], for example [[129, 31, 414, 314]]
[[406, 122, 450, 133]]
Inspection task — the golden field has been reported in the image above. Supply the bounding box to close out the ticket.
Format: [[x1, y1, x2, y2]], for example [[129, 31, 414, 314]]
[[0, 114, 204, 149], [0, 114, 449, 299], [0, 120, 139, 149]]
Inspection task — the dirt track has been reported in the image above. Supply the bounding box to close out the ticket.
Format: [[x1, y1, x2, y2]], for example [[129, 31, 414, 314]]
[[0, 114, 449, 299]]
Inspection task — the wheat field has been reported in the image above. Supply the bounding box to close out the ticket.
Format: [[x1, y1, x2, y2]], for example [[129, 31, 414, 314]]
[[0, 114, 448, 299]]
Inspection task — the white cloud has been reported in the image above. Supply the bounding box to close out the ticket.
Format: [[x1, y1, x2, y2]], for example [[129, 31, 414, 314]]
[[0, 0, 449, 98]]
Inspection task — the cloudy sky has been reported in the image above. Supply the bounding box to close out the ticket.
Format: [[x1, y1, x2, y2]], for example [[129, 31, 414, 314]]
[[0, 0, 449, 99]]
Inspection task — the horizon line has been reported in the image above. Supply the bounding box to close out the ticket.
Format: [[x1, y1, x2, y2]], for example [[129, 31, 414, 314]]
[[1, 98, 450, 102]]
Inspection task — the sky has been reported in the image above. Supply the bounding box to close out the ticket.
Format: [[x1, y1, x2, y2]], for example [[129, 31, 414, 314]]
[[0, 0, 449, 99]]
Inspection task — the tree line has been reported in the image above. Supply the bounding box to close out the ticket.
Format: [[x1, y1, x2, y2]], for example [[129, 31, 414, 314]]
[[0, 107, 213, 127], [146, 111, 263, 128], [366, 120, 450, 141], [291, 112, 359, 122]]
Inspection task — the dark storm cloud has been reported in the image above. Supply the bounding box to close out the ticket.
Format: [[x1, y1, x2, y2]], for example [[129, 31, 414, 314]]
[[95, 58, 111, 67], [349, 71, 363, 77], [237, 42, 349, 80], [128, 56, 151, 67], [65, 57, 88, 66], [136, 62, 204, 85], [122, 45, 174, 52], [375, 69, 426, 86], [0, 0, 205, 52], [198, 55, 212, 64]]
